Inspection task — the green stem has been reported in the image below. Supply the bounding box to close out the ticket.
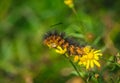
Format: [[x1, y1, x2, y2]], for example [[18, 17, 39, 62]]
[[71, 7, 86, 35], [71, 7, 77, 16], [64, 54, 81, 76], [69, 58, 81, 77]]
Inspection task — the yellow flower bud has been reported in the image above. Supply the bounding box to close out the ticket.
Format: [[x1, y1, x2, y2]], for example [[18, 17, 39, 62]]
[[64, 0, 74, 8]]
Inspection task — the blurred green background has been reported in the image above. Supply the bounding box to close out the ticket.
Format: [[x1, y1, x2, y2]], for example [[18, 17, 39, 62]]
[[0, 0, 120, 83]]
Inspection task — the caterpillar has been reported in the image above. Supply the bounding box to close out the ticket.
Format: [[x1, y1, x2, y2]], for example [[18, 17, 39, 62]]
[[43, 30, 103, 69], [43, 30, 84, 56]]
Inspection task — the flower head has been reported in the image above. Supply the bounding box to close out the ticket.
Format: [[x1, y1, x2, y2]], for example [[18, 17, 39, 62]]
[[76, 46, 102, 69], [64, 0, 74, 8], [55, 46, 67, 54], [74, 56, 79, 62]]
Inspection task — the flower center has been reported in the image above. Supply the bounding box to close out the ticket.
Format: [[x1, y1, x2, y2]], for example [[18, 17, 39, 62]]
[[88, 52, 94, 59]]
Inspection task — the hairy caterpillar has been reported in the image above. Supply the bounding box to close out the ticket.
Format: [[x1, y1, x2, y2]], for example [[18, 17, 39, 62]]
[[43, 31, 84, 56], [43, 30, 103, 69]]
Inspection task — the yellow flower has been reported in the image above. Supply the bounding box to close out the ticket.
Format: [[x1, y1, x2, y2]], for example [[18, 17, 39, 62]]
[[64, 0, 74, 8], [55, 46, 67, 54], [78, 46, 102, 69], [74, 56, 79, 62]]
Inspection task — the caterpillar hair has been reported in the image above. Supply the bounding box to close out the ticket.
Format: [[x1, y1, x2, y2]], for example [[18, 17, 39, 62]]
[[43, 31, 84, 56]]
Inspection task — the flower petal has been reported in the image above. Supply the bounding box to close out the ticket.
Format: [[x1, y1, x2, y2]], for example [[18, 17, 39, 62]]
[[55, 46, 66, 54], [78, 61, 82, 65], [86, 60, 90, 69], [94, 56, 99, 60], [90, 60, 94, 68], [95, 53, 102, 56], [94, 50, 101, 54], [83, 62, 86, 65], [93, 60, 100, 67], [74, 56, 79, 62]]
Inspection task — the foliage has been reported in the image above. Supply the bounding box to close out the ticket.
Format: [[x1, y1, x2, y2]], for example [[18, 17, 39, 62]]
[[0, 0, 120, 83]]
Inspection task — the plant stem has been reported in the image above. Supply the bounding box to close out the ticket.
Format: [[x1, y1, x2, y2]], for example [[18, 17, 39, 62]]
[[71, 7, 86, 35], [71, 7, 77, 16], [69, 58, 81, 77], [64, 54, 81, 76]]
